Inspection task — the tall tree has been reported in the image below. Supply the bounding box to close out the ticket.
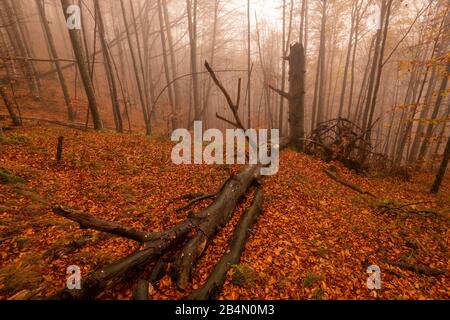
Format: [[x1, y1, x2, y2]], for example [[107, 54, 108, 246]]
[[162, 0, 181, 121], [430, 135, 450, 193], [186, 0, 200, 122], [315, 0, 327, 125], [338, 0, 357, 118], [120, 0, 150, 134], [0, 0, 40, 99], [157, 0, 176, 129], [94, 0, 123, 132], [35, 0, 75, 122], [60, 0, 103, 130], [246, 0, 251, 128], [0, 84, 21, 126]]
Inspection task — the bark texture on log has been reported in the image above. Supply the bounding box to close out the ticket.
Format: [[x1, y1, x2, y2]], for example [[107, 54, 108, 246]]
[[53, 206, 156, 243], [381, 260, 449, 276], [188, 189, 263, 300], [50, 217, 196, 300], [50, 166, 260, 299], [174, 165, 260, 290]]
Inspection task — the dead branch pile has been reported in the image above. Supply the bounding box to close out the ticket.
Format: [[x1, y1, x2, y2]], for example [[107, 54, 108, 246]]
[[305, 118, 378, 171]]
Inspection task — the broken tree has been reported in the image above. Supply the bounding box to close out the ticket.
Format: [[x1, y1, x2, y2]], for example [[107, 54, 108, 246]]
[[50, 165, 261, 299], [188, 189, 263, 299], [269, 42, 305, 150]]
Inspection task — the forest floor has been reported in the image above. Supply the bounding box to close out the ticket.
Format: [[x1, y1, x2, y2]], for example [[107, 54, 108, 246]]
[[0, 122, 449, 300]]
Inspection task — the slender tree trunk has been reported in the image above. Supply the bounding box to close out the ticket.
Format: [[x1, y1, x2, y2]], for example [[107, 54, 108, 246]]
[[0, 0, 40, 98], [10, 0, 41, 90], [338, 2, 355, 118], [187, 0, 201, 121], [278, 0, 287, 134], [95, 0, 123, 133], [0, 85, 21, 126], [395, 14, 445, 165], [60, 0, 103, 130], [431, 135, 450, 193], [360, 0, 386, 134], [35, 0, 75, 122], [247, 0, 251, 128], [120, 0, 150, 134], [316, 0, 327, 125], [417, 61, 450, 163], [162, 0, 181, 122], [408, 66, 438, 163], [431, 105, 450, 165], [364, 0, 393, 146], [157, 0, 176, 130]]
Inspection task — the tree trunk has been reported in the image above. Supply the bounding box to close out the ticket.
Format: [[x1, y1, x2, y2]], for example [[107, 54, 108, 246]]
[[157, 0, 176, 130], [417, 61, 450, 162], [338, 2, 355, 118], [187, 0, 201, 122], [408, 66, 438, 163], [246, 0, 251, 129], [0, 85, 21, 126], [35, 0, 75, 122], [188, 189, 264, 300], [173, 165, 260, 290], [95, 0, 123, 133], [316, 0, 327, 125], [162, 0, 181, 123], [431, 135, 450, 193], [120, 0, 150, 135], [60, 0, 103, 130], [0, 0, 40, 98]]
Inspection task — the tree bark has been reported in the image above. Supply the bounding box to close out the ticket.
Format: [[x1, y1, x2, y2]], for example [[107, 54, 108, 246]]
[[0, 0, 40, 98], [187, 0, 201, 121], [316, 0, 327, 125], [35, 0, 75, 122], [95, 0, 123, 133], [188, 189, 264, 300], [60, 0, 103, 130], [173, 165, 260, 290], [417, 63, 449, 163], [0, 85, 21, 126], [431, 135, 450, 193], [120, 0, 150, 135], [157, 0, 176, 130]]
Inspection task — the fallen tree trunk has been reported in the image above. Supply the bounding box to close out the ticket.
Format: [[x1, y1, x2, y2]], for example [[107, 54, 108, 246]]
[[188, 189, 264, 300], [133, 279, 150, 300], [381, 260, 449, 276], [50, 217, 197, 300], [50, 165, 260, 299], [174, 165, 260, 290], [323, 168, 376, 197], [53, 206, 157, 243]]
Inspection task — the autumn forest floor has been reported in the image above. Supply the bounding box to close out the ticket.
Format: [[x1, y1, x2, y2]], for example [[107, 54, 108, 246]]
[[0, 122, 449, 300]]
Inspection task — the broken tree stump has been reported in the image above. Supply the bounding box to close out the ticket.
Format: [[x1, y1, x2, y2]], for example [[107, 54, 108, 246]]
[[188, 189, 264, 300], [269, 42, 306, 150]]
